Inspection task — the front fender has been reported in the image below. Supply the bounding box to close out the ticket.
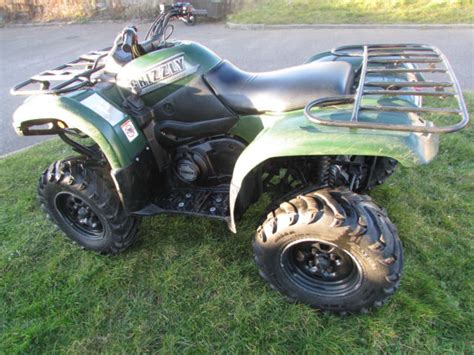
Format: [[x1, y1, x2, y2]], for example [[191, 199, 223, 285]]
[[228, 109, 439, 232], [13, 93, 147, 169]]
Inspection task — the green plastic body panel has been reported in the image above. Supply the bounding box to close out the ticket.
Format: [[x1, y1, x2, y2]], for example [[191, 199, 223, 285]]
[[227, 105, 439, 232], [12, 41, 220, 170], [12, 92, 147, 169], [116, 40, 222, 105]]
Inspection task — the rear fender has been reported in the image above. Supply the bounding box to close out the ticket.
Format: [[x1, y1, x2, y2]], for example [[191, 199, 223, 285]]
[[228, 109, 439, 232]]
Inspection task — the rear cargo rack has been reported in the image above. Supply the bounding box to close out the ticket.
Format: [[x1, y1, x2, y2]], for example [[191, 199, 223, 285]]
[[10, 49, 110, 96], [304, 44, 469, 134]]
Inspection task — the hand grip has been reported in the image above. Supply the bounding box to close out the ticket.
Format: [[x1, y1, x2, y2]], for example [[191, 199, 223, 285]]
[[121, 27, 136, 53]]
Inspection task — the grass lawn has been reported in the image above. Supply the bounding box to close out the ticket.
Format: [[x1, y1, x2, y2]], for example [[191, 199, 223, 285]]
[[1, 94, 473, 352], [229, 0, 474, 25]]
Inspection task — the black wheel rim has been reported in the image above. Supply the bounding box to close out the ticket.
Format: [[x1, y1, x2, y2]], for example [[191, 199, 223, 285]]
[[281, 239, 362, 296], [55, 192, 104, 240]]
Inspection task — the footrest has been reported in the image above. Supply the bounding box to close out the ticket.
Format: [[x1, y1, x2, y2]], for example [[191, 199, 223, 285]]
[[156, 189, 229, 219]]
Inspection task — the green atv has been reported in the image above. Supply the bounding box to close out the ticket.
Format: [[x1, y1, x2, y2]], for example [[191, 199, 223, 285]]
[[11, 9, 469, 314]]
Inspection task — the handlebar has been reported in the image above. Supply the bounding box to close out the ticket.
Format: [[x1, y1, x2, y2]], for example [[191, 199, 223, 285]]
[[145, 8, 175, 41]]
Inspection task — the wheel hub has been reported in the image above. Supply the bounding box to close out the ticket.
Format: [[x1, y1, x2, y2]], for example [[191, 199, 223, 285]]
[[281, 239, 362, 296], [55, 192, 104, 239], [295, 242, 351, 281]]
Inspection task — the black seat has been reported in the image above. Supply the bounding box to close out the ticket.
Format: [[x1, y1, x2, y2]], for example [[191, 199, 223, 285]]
[[204, 60, 354, 114]]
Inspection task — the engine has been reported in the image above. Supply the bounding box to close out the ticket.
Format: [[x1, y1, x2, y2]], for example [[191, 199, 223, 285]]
[[173, 136, 246, 187]]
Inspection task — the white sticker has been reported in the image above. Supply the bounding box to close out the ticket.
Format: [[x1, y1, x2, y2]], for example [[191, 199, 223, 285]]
[[120, 119, 139, 142], [81, 93, 125, 126]]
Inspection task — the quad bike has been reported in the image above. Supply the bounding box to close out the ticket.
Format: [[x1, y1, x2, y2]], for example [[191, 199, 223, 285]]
[[11, 8, 469, 314]]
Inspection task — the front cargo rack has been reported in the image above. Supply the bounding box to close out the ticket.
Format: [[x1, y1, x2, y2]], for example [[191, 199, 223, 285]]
[[304, 44, 469, 134], [10, 49, 110, 96]]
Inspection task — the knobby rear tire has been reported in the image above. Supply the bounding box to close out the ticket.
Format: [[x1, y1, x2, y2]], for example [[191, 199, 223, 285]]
[[254, 187, 403, 314]]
